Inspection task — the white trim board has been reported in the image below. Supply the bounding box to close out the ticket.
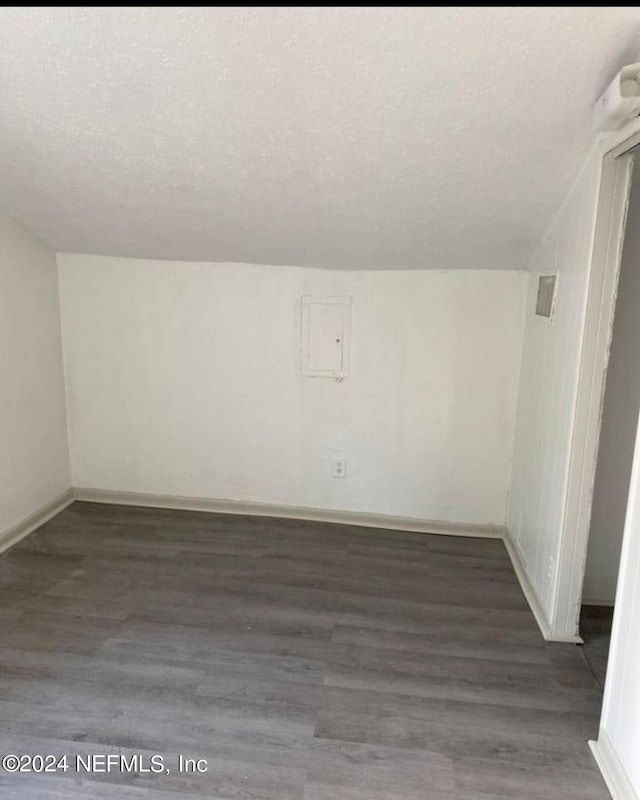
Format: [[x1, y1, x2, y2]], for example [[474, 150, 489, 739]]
[[73, 488, 505, 539], [0, 489, 74, 555], [582, 597, 616, 608], [553, 133, 636, 639], [503, 529, 583, 643], [590, 730, 639, 800]]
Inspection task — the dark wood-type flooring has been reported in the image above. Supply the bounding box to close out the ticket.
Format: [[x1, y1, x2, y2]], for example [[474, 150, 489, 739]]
[[580, 605, 614, 690], [0, 502, 610, 799]]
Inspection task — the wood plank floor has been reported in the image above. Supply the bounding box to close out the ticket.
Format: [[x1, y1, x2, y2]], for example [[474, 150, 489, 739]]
[[0, 502, 610, 799]]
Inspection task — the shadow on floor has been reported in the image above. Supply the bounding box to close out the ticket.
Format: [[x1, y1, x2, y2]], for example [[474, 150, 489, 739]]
[[580, 604, 614, 690]]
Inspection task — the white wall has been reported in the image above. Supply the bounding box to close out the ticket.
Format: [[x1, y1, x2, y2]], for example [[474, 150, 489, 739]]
[[584, 182, 640, 606], [507, 148, 602, 622], [58, 255, 527, 526], [595, 411, 640, 799], [0, 216, 71, 536]]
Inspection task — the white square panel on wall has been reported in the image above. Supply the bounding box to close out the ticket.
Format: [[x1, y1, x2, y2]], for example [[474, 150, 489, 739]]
[[300, 295, 351, 378]]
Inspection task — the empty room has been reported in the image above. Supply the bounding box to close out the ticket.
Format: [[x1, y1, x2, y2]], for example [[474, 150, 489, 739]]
[[2, 7, 640, 800]]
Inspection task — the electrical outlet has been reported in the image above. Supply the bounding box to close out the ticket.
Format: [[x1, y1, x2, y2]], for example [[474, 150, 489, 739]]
[[547, 556, 555, 580], [333, 458, 346, 478]]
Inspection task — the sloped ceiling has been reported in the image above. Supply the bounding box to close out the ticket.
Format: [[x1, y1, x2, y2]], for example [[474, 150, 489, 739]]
[[1, 6, 640, 269]]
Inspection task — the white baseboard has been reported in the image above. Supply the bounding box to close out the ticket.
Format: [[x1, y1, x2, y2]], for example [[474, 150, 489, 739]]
[[73, 487, 505, 539], [590, 730, 639, 800], [582, 598, 616, 608], [502, 531, 582, 643], [0, 489, 75, 555]]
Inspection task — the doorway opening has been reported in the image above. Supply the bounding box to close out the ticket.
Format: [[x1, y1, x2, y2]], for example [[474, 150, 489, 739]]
[[580, 151, 640, 688]]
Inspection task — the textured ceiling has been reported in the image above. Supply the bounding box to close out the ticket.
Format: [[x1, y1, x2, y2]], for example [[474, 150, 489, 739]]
[[1, 7, 640, 270]]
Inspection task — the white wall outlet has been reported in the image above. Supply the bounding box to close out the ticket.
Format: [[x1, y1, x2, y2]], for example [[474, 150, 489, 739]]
[[333, 458, 347, 478]]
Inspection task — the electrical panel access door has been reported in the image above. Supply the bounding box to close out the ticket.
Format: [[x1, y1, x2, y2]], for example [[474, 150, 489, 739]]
[[300, 295, 351, 379]]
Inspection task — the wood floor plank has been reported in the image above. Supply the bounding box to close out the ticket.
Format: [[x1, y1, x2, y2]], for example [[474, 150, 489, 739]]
[[0, 502, 610, 799]]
